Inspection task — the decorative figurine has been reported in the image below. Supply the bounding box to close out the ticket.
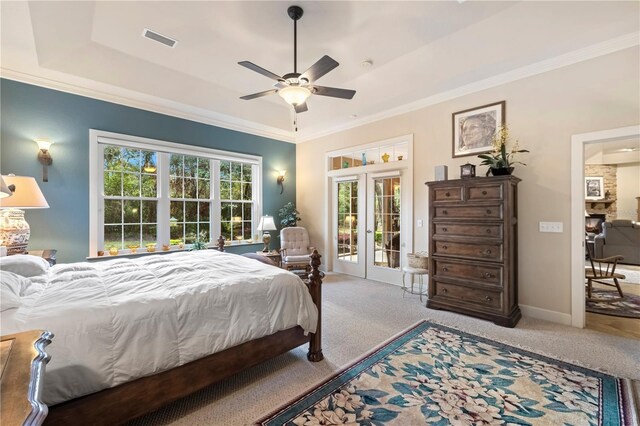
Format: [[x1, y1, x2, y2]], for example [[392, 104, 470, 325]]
[[382, 153, 390, 163]]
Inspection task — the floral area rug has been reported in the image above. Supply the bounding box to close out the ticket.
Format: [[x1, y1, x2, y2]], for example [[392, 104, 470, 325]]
[[256, 321, 638, 426], [586, 289, 640, 319]]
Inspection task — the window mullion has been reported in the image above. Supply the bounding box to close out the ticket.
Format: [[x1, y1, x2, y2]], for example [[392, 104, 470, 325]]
[[157, 152, 170, 246], [212, 159, 221, 243]]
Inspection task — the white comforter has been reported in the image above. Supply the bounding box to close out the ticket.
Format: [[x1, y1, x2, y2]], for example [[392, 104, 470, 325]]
[[0, 250, 318, 405]]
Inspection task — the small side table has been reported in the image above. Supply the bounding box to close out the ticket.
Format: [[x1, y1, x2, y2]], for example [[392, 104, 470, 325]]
[[402, 266, 429, 302], [256, 250, 282, 267], [26, 250, 57, 266]]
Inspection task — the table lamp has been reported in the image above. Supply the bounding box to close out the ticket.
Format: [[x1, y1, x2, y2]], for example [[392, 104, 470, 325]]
[[0, 175, 49, 255], [257, 215, 277, 253]]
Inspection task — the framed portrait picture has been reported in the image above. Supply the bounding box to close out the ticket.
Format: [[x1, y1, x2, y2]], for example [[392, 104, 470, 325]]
[[452, 100, 505, 158], [585, 177, 604, 200]]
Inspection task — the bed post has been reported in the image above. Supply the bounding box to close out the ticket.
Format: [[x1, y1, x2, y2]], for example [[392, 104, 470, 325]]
[[307, 250, 324, 362], [216, 236, 225, 252]]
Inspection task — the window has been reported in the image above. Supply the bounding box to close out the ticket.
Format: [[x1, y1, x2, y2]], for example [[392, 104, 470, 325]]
[[220, 161, 254, 242], [90, 130, 262, 256], [103, 146, 158, 250], [169, 154, 211, 244]]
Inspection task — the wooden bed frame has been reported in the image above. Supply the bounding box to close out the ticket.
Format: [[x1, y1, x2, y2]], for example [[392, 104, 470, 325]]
[[45, 249, 324, 425]]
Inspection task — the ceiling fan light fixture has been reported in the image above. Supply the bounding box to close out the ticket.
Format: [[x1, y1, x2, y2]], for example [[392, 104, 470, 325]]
[[278, 85, 311, 106]]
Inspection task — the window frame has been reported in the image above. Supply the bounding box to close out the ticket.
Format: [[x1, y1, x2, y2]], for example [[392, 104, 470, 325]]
[[89, 130, 262, 257]]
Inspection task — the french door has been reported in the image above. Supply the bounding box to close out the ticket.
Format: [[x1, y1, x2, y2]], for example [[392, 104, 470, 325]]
[[332, 170, 409, 284]]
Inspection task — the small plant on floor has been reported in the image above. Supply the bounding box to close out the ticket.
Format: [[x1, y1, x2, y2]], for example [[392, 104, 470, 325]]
[[279, 202, 301, 228]]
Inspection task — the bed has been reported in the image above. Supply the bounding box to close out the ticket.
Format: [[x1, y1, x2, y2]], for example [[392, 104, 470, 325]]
[[0, 248, 323, 425]]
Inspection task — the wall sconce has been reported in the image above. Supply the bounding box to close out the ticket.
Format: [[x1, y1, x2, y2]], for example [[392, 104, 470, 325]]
[[36, 139, 53, 182], [277, 170, 286, 194]]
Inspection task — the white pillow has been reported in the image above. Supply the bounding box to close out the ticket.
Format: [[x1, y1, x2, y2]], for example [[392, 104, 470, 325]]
[[0, 254, 50, 277], [1, 271, 28, 311]]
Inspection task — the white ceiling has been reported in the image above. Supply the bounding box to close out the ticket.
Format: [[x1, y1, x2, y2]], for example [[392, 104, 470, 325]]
[[1, 1, 639, 143]]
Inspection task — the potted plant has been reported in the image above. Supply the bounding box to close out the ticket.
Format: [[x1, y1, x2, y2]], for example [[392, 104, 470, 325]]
[[278, 202, 301, 228], [477, 125, 529, 176]]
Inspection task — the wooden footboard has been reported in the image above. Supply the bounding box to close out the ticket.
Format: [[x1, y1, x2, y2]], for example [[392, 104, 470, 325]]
[[46, 250, 324, 426]]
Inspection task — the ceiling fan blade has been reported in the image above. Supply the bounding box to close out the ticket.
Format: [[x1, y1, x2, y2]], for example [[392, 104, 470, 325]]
[[294, 102, 308, 113], [311, 85, 356, 99], [301, 55, 339, 82], [238, 61, 283, 81], [240, 89, 278, 100]]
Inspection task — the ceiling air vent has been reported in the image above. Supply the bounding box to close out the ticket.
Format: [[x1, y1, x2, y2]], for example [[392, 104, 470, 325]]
[[142, 28, 178, 48]]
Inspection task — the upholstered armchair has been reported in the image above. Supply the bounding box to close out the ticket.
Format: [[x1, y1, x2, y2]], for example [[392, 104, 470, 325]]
[[280, 227, 315, 272], [594, 220, 640, 265]]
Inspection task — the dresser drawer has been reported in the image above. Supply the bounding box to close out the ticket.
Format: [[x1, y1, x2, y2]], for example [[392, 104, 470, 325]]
[[467, 184, 503, 201], [433, 280, 502, 309], [433, 186, 463, 202], [433, 259, 503, 285], [433, 204, 503, 220], [434, 241, 503, 261], [433, 223, 503, 239]]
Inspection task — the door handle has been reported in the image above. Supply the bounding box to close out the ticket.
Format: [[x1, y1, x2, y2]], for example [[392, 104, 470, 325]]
[[366, 230, 373, 234]]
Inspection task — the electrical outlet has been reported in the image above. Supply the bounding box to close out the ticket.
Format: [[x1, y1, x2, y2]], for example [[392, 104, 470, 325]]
[[417, 220, 423, 227], [539, 222, 563, 233]]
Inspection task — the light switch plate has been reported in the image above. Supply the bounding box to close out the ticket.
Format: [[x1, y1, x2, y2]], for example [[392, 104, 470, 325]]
[[539, 222, 563, 233]]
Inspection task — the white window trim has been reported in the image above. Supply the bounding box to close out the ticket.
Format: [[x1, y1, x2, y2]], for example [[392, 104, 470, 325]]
[[89, 129, 263, 257]]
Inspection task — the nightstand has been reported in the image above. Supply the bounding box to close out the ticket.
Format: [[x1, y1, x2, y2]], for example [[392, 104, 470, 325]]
[[26, 250, 57, 266], [256, 250, 282, 267]]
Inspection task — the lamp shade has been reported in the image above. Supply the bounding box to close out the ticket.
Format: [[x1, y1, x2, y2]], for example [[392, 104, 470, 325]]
[[278, 86, 311, 106], [0, 176, 12, 199], [0, 175, 49, 209], [257, 215, 277, 232]]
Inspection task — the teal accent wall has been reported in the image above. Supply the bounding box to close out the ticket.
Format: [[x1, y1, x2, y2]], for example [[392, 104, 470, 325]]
[[0, 79, 296, 262]]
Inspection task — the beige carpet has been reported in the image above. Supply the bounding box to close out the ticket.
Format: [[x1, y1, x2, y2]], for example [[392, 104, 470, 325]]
[[129, 273, 640, 426]]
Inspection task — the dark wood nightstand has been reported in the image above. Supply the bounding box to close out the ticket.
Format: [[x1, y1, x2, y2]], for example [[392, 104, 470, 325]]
[[1, 330, 54, 426], [26, 250, 57, 266], [256, 250, 282, 267]]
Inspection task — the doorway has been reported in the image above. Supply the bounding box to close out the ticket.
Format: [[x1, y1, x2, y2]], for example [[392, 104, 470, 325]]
[[327, 135, 413, 285], [570, 125, 640, 333]]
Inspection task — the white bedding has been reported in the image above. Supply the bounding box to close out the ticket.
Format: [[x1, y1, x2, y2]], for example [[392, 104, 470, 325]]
[[0, 250, 318, 405]]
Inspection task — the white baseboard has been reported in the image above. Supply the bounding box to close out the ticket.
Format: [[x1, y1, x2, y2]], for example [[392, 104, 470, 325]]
[[520, 304, 573, 326]]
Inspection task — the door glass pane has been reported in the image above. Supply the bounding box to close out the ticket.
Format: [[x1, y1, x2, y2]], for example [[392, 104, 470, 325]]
[[373, 177, 401, 269], [336, 181, 358, 263]]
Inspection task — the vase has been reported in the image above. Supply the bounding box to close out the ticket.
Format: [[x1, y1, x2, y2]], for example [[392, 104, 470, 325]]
[[489, 167, 514, 176]]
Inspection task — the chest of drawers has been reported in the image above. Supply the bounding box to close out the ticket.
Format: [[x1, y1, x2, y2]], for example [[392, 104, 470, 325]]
[[426, 176, 521, 327]]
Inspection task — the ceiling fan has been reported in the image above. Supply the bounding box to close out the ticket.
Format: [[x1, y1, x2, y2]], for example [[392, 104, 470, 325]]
[[238, 5, 356, 114]]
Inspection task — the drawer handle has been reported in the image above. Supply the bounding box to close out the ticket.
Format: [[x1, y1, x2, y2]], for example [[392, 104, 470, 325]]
[[485, 295, 492, 302], [443, 210, 448, 215], [445, 192, 450, 197], [486, 209, 492, 215], [442, 267, 448, 272], [442, 245, 448, 250], [482, 190, 487, 195], [486, 229, 492, 234], [483, 249, 492, 255], [442, 227, 448, 232], [483, 272, 493, 279], [442, 288, 448, 293]]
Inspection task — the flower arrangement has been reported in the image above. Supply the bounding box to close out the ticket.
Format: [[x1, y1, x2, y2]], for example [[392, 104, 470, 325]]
[[477, 125, 529, 176]]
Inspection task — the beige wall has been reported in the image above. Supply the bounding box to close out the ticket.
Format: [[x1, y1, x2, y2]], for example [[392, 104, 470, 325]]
[[617, 163, 640, 220], [297, 47, 640, 317]]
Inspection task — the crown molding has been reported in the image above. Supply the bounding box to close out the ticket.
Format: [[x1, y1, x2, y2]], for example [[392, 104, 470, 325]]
[[2, 31, 637, 146], [0, 68, 296, 143], [297, 31, 640, 143]]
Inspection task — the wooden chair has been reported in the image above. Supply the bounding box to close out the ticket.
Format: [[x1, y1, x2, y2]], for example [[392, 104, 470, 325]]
[[585, 243, 625, 300]]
